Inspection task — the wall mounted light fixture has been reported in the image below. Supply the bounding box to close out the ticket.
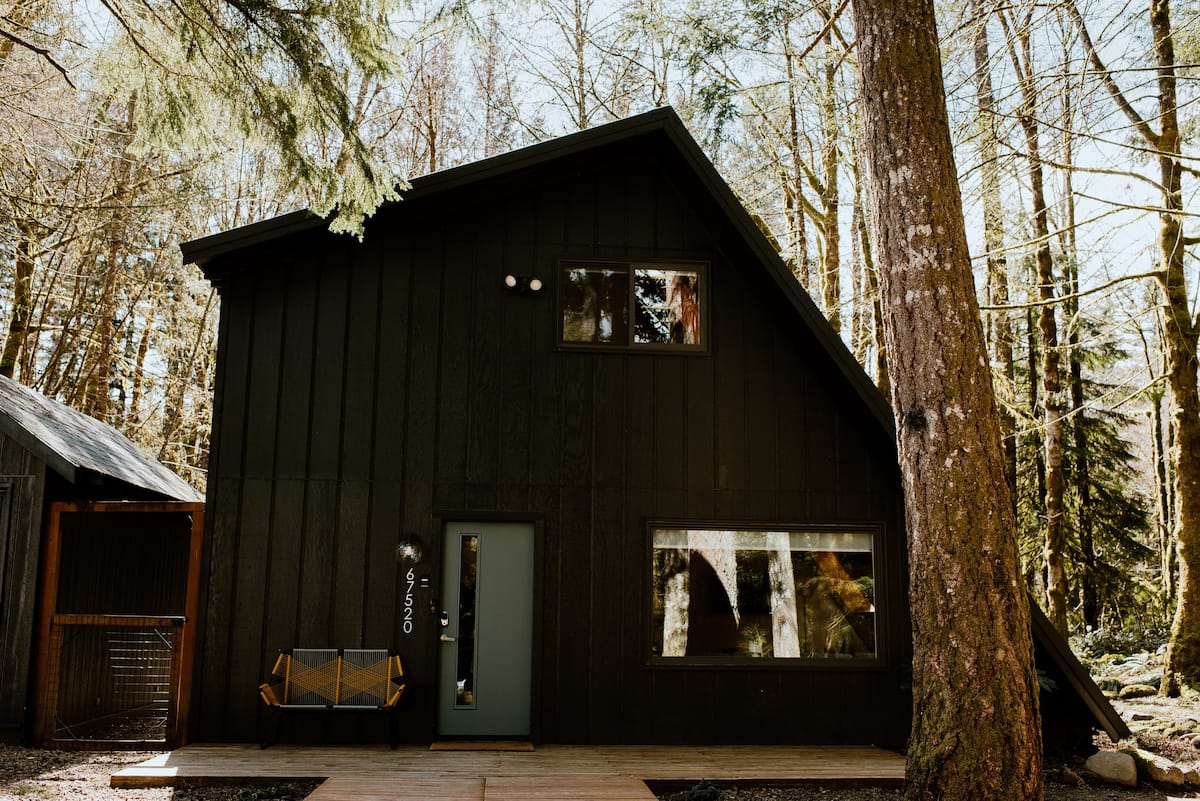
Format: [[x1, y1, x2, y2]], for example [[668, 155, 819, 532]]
[[395, 533, 424, 565], [504, 274, 543, 294]]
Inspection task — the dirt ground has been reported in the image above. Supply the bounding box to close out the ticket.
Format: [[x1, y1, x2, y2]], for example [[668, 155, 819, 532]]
[[2, 678, 1198, 801], [655, 780, 1199, 800], [0, 747, 318, 801], [0, 741, 1196, 801]]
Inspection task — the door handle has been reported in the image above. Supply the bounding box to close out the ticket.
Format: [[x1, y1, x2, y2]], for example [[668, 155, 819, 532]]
[[439, 634, 456, 643]]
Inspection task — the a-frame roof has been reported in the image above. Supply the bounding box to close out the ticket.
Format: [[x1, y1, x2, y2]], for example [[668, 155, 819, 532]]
[[0, 374, 201, 502], [181, 106, 1126, 741], [183, 106, 895, 435]]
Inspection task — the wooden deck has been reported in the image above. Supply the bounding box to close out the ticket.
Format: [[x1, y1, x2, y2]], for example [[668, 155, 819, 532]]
[[111, 743, 906, 800]]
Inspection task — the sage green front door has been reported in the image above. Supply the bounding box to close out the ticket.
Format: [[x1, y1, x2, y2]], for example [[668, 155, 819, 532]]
[[438, 521, 534, 736]]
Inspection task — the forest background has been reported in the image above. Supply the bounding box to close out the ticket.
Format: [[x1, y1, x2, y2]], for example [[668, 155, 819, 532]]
[[0, 0, 1196, 653]]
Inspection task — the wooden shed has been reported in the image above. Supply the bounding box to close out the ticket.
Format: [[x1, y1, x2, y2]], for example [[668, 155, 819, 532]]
[[0, 374, 203, 748], [181, 107, 1125, 748]]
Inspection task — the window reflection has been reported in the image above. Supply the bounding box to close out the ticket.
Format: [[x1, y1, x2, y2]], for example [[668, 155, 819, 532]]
[[561, 265, 629, 344], [634, 269, 700, 344], [650, 529, 876, 659], [560, 262, 702, 347], [456, 534, 479, 706]]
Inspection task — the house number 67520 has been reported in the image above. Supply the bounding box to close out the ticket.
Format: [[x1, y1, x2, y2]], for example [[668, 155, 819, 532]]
[[403, 568, 415, 635]]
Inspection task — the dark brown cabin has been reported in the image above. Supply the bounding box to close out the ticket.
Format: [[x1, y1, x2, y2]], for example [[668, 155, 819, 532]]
[[0, 374, 203, 748], [182, 108, 1125, 748]]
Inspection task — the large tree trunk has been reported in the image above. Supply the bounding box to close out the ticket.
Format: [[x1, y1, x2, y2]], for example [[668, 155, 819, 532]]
[[850, 0, 1044, 797], [1162, 257, 1200, 693]]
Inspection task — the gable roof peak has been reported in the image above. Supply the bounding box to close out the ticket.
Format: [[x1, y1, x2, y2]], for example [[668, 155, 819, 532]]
[[182, 105, 895, 434]]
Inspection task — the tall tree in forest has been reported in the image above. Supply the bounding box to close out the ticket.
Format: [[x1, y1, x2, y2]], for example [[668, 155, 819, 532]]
[[1052, 10, 1093, 630], [999, 2, 1068, 635], [851, 0, 1043, 797], [816, 0, 841, 333], [397, 39, 468, 175], [968, 0, 1016, 496], [1065, 0, 1200, 692], [679, 0, 854, 320], [471, 11, 526, 158], [515, 0, 644, 131]]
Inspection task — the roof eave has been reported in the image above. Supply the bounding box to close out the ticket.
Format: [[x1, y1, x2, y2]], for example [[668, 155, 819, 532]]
[[0, 405, 79, 483], [182, 106, 895, 435], [182, 108, 682, 277], [654, 117, 897, 435], [1030, 600, 1130, 742]]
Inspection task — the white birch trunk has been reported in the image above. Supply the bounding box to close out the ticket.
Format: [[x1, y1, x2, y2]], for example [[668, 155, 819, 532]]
[[766, 532, 800, 657]]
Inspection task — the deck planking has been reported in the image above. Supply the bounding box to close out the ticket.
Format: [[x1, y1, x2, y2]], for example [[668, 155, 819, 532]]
[[111, 743, 905, 800], [308, 777, 485, 801]]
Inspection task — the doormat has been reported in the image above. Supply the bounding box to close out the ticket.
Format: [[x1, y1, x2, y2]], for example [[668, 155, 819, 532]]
[[428, 740, 534, 752]]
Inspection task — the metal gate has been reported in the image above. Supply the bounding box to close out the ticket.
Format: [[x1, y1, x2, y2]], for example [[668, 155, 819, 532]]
[[42, 615, 184, 747], [32, 502, 203, 749]]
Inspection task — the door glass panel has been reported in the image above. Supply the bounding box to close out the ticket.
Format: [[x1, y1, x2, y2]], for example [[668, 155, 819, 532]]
[[455, 534, 479, 707]]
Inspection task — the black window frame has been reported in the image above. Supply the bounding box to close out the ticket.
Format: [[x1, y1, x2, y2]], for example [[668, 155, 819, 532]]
[[645, 520, 887, 669], [557, 258, 708, 352]]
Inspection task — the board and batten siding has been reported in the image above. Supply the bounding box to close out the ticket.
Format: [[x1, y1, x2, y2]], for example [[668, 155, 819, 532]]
[[0, 432, 45, 740], [193, 139, 909, 746]]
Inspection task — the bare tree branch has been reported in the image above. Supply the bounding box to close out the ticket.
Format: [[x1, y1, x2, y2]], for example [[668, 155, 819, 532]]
[[1062, 0, 1161, 148], [980, 269, 1166, 311], [0, 24, 75, 86]]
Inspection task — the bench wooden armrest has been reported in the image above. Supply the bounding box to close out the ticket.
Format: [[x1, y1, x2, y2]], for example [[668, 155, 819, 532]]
[[259, 648, 406, 747]]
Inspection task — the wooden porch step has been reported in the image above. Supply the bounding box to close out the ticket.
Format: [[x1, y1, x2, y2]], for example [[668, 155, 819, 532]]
[[484, 777, 658, 800], [308, 776, 484, 800], [307, 776, 657, 801], [110, 743, 907, 790]]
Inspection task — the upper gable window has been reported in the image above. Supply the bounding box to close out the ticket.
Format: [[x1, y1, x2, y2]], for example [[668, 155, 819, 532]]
[[560, 261, 704, 349]]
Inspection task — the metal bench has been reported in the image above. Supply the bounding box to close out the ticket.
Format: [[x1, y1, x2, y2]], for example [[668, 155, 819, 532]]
[[258, 648, 406, 748]]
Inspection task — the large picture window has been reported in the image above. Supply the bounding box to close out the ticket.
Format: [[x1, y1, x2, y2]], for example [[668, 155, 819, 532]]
[[650, 527, 877, 661], [561, 261, 703, 348]]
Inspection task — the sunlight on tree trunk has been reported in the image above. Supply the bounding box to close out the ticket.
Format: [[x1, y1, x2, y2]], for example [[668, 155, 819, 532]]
[[850, 0, 1044, 795], [1001, 4, 1068, 635], [661, 549, 690, 656], [767, 531, 800, 657], [819, 4, 840, 334], [1056, 68, 1100, 632], [969, 0, 1016, 499], [692, 530, 740, 626]]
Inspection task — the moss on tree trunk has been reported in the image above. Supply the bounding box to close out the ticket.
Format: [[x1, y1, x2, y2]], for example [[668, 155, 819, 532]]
[[849, 0, 1044, 797]]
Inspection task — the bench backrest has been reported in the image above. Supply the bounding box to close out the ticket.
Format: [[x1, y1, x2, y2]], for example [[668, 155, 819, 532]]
[[260, 648, 405, 708]]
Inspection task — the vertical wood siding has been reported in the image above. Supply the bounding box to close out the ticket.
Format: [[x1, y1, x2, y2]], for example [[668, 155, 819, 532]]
[[196, 140, 909, 746], [0, 433, 44, 738]]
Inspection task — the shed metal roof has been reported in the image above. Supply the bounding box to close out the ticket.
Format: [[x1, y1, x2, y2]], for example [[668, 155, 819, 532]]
[[0, 374, 202, 502]]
